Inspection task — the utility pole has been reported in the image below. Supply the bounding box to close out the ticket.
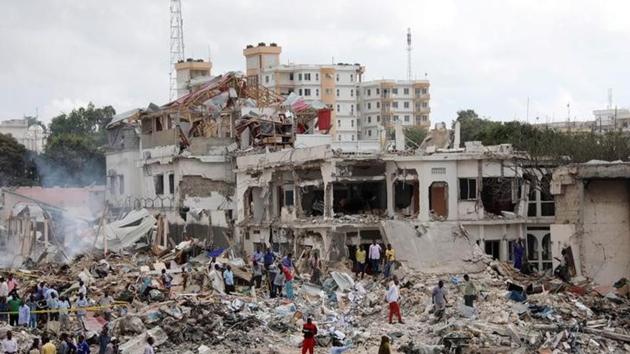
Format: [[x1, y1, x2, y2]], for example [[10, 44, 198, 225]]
[[169, 0, 185, 101], [406, 28, 412, 81]]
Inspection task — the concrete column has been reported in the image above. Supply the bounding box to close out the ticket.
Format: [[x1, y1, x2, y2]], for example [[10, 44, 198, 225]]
[[324, 183, 333, 218], [386, 174, 395, 217], [43, 219, 49, 250]]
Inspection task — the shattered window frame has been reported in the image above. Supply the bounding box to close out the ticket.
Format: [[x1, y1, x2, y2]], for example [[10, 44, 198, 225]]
[[459, 178, 477, 200]]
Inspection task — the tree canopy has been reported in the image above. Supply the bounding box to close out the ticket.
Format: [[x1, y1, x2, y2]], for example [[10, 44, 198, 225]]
[[454, 110, 630, 163], [0, 133, 37, 186], [40, 103, 115, 187], [404, 126, 428, 148]]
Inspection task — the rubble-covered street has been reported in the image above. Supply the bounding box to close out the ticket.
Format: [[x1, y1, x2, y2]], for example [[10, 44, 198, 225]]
[[0, 227, 628, 353]]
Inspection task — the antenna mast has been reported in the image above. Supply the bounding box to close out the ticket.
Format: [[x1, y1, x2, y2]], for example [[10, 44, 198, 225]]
[[406, 28, 412, 80], [169, 0, 185, 100]]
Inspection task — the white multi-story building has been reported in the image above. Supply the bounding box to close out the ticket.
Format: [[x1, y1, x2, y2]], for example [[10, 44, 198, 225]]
[[358, 80, 431, 139], [243, 43, 431, 142], [243, 43, 365, 142], [0, 119, 48, 153]]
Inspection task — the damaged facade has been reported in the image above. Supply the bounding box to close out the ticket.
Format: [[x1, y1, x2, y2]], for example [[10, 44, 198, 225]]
[[234, 135, 557, 270], [551, 162, 630, 285]]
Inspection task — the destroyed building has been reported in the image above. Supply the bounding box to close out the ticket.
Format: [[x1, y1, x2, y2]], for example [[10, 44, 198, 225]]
[[551, 161, 630, 285], [234, 130, 558, 270]]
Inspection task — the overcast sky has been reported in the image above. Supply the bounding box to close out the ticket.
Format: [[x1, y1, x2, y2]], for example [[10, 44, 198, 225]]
[[2, 0, 630, 124]]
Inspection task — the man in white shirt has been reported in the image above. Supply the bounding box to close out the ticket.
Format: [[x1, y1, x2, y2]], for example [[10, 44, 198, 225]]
[[0, 277, 9, 298], [384, 277, 403, 324], [368, 240, 382, 275], [1, 330, 18, 354]]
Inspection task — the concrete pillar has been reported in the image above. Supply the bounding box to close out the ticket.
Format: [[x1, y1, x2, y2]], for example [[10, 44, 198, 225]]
[[324, 183, 333, 218], [386, 174, 395, 217], [43, 219, 49, 250]]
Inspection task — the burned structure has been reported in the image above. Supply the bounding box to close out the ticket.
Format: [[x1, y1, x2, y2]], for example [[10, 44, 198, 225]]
[[234, 135, 557, 269]]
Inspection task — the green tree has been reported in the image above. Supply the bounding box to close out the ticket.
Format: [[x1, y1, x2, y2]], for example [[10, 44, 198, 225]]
[[404, 126, 428, 148], [42, 103, 115, 186], [0, 133, 37, 186]]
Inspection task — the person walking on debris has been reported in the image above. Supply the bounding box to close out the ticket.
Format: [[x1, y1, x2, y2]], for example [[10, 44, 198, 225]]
[[384, 244, 396, 278], [160, 269, 173, 298], [58, 296, 71, 331], [251, 260, 263, 289], [223, 265, 235, 294], [355, 245, 367, 279], [208, 264, 225, 294], [463, 274, 477, 308], [77, 334, 89, 354], [432, 280, 448, 319], [252, 247, 264, 264], [282, 264, 295, 300], [301, 317, 318, 354], [78, 280, 87, 298], [144, 336, 155, 354], [18, 299, 30, 327], [368, 240, 382, 275], [1, 330, 18, 354], [310, 253, 322, 285], [385, 277, 404, 324], [513, 239, 524, 270], [181, 266, 189, 291], [281, 253, 297, 274], [378, 336, 391, 354], [76, 293, 89, 331]]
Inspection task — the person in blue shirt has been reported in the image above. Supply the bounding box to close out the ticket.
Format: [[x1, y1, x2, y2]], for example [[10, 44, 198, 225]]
[[252, 248, 264, 264], [223, 265, 235, 294], [263, 248, 275, 270], [513, 239, 525, 270], [281, 253, 294, 270], [77, 334, 90, 354]]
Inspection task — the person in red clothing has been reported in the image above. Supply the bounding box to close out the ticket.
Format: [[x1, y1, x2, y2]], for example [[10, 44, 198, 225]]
[[302, 317, 318, 354]]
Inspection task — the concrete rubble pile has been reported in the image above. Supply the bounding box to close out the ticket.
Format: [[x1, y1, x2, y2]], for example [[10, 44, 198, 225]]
[[0, 233, 629, 353]]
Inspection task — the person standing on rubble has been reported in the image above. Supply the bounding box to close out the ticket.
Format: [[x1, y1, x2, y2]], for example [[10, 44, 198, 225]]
[[385, 277, 404, 324], [223, 265, 235, 294], [432, 280, 448, 319], [0, 277, 8, 321], [41, 336, 56, 354], [463, 274, 477, 308], [77, 334, 89, 354], [18, 298, 30, 327], [98, 325, 111, 354], [368, 240, 382, 275], [263, 247, 275, 271], [310, 253, 322, 285], [301, 317, 318, 354], [1, 330, 18, 354], [383, 244, 396, 279], [160, 269, 173, 298], [7, 293, 21, 326], [99, 292, 114, 322], [208, 264, 225, 294], [251, 260, 263, 289], [46, 293, 59, 322], [78, 280, 88, 298], [6, 274, 18, 294], [281, 253, 296, 272], [378, 336, 391, 354], [513, 239, 525, 270], [283, 264, 295, 300], [76, 293, 89, 331], [268, 263, 280, 298], [104, 337, 118, 354], [58, 333, 77, 354], [28, 337, 40, 354], [26, 294, 37, 329], [58, 296, 71, 331], [144, 336, 155, 354], [355, 245, 367, 279], [252, 247, 264, 265], [272, 264, 285, 298]]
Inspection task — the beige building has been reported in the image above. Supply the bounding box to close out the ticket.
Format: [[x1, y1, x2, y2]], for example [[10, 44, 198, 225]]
[[243, 43, 365, 142], [175, 59, 212, 98], [358, 80, 431, 139]]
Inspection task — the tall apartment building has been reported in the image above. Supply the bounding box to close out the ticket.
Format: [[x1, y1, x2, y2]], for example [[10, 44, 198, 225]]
[[243, 43, 364, 142], [243, 43, 431, 142], [358, 80, 430, 139]]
